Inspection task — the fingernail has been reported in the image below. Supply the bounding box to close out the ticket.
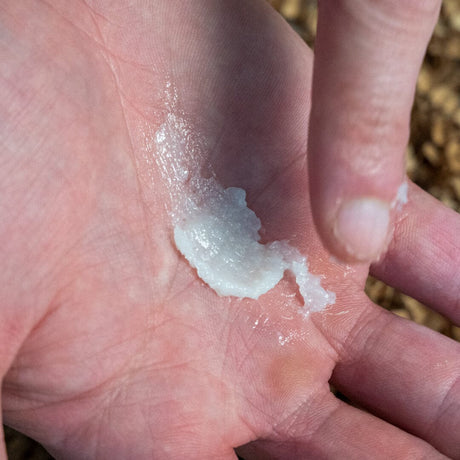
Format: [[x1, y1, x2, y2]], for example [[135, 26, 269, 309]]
[[334, 198, 390, 262]]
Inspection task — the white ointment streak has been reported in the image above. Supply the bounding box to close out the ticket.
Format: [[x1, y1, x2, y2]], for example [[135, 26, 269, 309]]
[[393, 181, 408, 211], [154, 111, 335, 314]]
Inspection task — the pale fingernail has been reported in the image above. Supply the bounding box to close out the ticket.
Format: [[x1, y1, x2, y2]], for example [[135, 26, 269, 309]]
[[334, 198, 390, 262]]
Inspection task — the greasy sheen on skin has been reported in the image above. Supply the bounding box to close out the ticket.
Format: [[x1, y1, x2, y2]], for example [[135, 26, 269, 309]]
[[155, 111, 335, 313]]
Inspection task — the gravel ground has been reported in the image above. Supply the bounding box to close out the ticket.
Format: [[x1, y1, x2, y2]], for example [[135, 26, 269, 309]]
[[4, 1, 460, 458]]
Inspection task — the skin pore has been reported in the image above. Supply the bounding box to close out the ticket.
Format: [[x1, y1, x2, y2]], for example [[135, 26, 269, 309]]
[[0, 1, 459, 459]]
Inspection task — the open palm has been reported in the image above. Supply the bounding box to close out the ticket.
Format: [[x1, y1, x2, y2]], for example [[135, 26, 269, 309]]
[[1, 1, 459, 459]]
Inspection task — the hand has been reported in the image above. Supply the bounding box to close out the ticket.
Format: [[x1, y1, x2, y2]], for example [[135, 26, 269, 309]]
[[308, 0, 442, 263], [1, 1, 459, 459]]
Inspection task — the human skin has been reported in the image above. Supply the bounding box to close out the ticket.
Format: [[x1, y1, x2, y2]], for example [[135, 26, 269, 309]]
[[0, 1, 459, 459], [309, 0, 442, 263]]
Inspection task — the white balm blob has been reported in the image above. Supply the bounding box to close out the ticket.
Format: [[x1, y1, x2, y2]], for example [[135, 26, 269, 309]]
[[154, 112, 335, 313], [174, 182, 335, 312], [174, 186, 285, 299]]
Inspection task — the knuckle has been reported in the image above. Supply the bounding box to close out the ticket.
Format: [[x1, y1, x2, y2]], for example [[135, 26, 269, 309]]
[[336, 109, 409, 175]]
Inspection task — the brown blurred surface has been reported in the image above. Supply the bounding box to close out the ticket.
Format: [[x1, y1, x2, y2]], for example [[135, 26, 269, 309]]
[[4, 1, 460, 458], [4, 427, 52, 460]]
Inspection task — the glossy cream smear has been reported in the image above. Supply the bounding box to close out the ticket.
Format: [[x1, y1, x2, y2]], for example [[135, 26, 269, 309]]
[[155, 113, 335, 313]]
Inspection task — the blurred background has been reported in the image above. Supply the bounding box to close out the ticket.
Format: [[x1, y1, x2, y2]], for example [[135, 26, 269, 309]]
[[4, 0, 460, 458]]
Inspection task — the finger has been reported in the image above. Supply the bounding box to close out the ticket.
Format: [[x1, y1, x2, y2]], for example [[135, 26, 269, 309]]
[[237, 392, 446, 459], [330, 300, 460, 459], [308, 0, 441, 263], [371, 182, 460, 324]]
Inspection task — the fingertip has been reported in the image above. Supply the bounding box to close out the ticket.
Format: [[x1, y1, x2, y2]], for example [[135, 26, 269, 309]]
[[308, 170, 396, 264], [333, 198, 391, 263]]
